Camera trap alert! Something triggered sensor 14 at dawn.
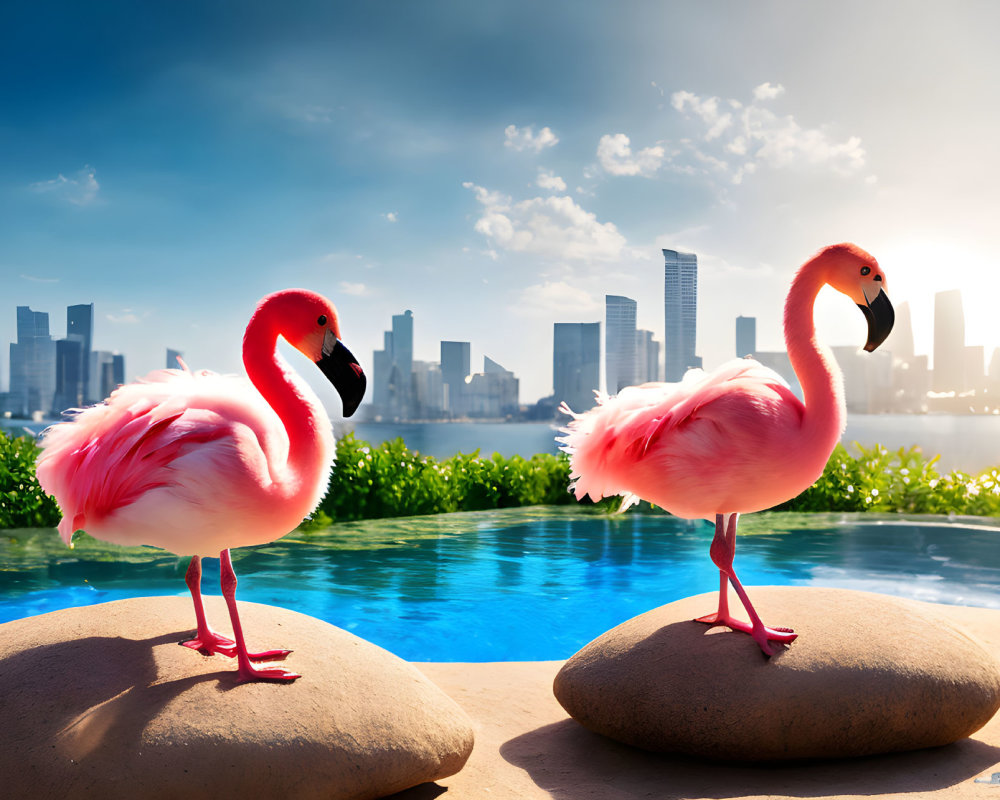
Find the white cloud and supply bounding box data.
[671,91,733,140]
[20,273,59,283]
[30,165,100,206]
[744,105,865,173]
[691,150,729,173]
[670,86,867,180]
[731,162,758,185]
[596,133,665,177]
[514,280,602,319]
[536,169,567,192]
[504,124,559,153]
[382,211,398,222]
[753,82,786,101]
[339,281,369,296]
[463,181,627,263]
[725,137,748,156]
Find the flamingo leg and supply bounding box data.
[180,555,238,657]
[219,549,300,682]
[694,514,734,624]
[694,513,797,657]
[180,554,294,664]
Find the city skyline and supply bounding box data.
[2,3,1000,405]
[7,301,125,418]
[6,282,999,421]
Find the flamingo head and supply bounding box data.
[821,243,895,352]
[259,289,367,417]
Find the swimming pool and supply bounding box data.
[2,508,999,661]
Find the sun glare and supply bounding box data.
[879,240,999,364]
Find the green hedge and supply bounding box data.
[0,431,61,528]
[311,433,578,526]
[777,442,1000,516]
[1,430,997,530]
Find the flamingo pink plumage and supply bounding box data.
[559,244,895,656]
[35,289,366,681]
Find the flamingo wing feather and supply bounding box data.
[36,367,284,550]
[560,358,805,516]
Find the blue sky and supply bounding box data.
[3,0,999,407]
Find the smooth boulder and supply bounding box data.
[554,587,1000,760]
[0,596,474,799]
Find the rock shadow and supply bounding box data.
[0,630,241,777]
[382,782,448,799]
[499,719,1000,800]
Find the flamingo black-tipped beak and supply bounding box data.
[317,330,366,417]
[858,288,895,352]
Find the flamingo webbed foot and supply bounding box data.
[694,612,798,657]
[245,647,293,662]
[234,661,302,683]
[181,632,292,662]
[181,630,239,657]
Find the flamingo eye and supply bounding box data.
[860,266,871,276]
[317,314,328,326]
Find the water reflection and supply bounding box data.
[1,510,998,661]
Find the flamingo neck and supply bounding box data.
[783,259,846,446]
[242,319,327,496]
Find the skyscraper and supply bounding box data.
[440,340,471,416]
[110,353,125,395]
[372,311,416,420]
[636,329,660,383]
[933,289,965,392]
[736,315,756,358]
[988,348,1000,398]
[965,345,985,395]
[885,301,915,364]
[66,303,94,403]
[553,322,600,412]
[465,356,519,417]
[391,311,414,380]
[53,338,84,413]
[90,350,114,400]
[663,248,699,381]
[16,306,49,341]
[605,295,637,394]
[372,330,395,412]
[8,306,56,417]
[411,360,444,418]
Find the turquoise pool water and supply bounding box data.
[2,509,999,661]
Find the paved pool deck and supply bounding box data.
[401,603,1000,800]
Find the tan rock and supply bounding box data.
[553,587,1000,761]
[0,597,474,799]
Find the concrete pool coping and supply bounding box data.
[400,602,1000,800]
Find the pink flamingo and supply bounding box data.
[36,289,366,681]
[559,244,894,656]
